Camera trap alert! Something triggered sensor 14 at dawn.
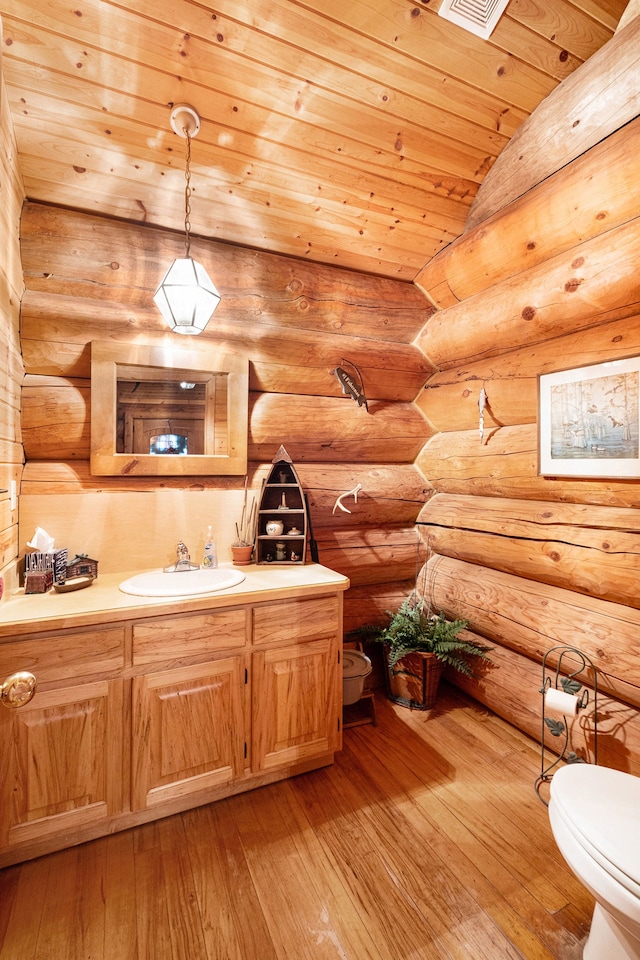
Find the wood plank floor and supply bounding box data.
[0,686,593,960]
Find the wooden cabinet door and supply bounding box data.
[252,637,340,773]
[0,679,125,851]
[132,655,246,811]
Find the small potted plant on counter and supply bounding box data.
[230,479,257,565]
[364,595,492,710]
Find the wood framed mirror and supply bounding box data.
[90,340,248,476]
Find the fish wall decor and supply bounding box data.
[333,359,369,412]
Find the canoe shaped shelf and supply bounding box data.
[256,454,308,565]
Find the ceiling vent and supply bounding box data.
[438,0,511,40]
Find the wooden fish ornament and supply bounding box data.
[333,360,369,412]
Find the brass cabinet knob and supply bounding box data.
[1,671,37,708]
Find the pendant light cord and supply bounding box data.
[183,128,192,258]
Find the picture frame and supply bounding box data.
[538,357,640,478]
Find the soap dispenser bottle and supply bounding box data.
[202,526,218,568]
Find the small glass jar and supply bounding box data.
[275,542,286,561]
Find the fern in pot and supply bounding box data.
[364,596,492,710]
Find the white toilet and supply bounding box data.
[549,763,640,959]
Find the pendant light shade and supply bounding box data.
[153,256,221,335]
[154,104,220,335]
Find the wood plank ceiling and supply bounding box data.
[0,0,627,281]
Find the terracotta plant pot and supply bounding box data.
[231,544,253,565]
[384,648,444,710]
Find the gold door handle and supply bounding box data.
[1,671,37,708]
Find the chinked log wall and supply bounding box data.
[413,112,640,777]
[18,202,434,631]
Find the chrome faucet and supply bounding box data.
[176,540,190,567]
[164,541,200,573]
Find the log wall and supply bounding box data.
[0,33,25,593]
[460,15,640,231]
[17,202,434,628]
[414,113,640,776]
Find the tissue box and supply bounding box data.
[24,549,68,585]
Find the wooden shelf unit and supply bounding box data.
[256,457,308,565]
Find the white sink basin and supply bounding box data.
[119,567,246,597]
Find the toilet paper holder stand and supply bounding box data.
[534,644,598,805]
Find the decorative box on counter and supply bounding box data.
[66,555,99,579]
[24,548,68,592]
[24,570,54,594]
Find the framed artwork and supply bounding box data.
[538,357,640,477]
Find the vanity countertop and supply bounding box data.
[0,563,350,639]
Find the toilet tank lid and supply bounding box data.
[343,650,372,679]
[551,764,640,889]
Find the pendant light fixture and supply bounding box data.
[153,104,221,335]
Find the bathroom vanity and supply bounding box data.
[0,564,348,866]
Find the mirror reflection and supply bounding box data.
[149,434,189,456]
[116,377,221,456]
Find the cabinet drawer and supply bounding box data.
[253,596,340,645]
[133,608,248,665]
[0,626,126,685]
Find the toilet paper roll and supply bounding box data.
[545,686,579,717]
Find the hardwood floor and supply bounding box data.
[0,686,593,959]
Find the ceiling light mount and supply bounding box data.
[169,103,202,139]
